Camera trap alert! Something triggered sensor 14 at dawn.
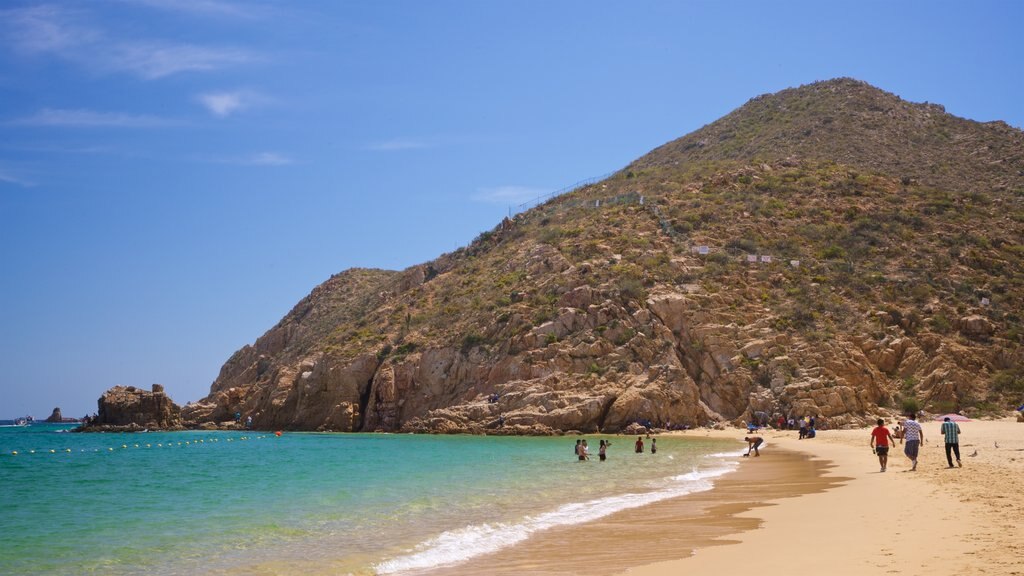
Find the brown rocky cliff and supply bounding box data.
[184,79,1024,433]
[83,384,183,430]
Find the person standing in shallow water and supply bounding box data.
[902,413,924,471]
[870,418,896,472]
[598,439,609,461]
[650,438,657,454]
[635,436,644,453]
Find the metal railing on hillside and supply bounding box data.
[510,171,621,216]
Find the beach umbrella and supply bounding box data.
[934,413,970,422]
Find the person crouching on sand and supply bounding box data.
[870,418,896,472]
[743,436,763,457]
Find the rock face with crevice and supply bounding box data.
[183,79,1023,433]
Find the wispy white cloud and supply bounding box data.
[1,5,97,53]
[107,42,256,79]
[196,89,269,117]
[0,168,34,187]
[119,0,263,19]
[203,152,293,166]
[11,108,175,128]
[473,185,549,204]
[365,138,433,152]
[0,5,259,79]
[0,143,114,155]
[246,152,292,166]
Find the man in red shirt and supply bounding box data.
[870,418,896,472]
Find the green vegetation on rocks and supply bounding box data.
[183,79,1024,433]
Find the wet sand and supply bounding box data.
[429,446,843,576]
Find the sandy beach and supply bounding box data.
[434,415,1023,576]
[621,416,1024,576]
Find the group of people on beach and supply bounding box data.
[869,413,962,472]
[751,415,819,439]
[575,436,659,461]
[575,439,610,461]
[635,436,656,453]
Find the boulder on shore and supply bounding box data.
[80,384,183,431]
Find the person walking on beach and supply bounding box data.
[635,436,644,453]
[743,436,763,457]
[870,418,896,472]
[902,413,924,471]
[598,439,609,461]
[940,416,962,468]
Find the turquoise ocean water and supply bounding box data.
[0,423,742,575]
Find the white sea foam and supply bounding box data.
[706,450,745,458]
[373,460,739,574]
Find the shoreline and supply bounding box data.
[425,417,1023,576]
[426,438,841,576]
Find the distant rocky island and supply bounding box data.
[85,79,1024,434]
[44,407,81,423]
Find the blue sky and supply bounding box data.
[1,1,1022,419]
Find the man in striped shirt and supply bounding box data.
[940,416,962,468]
[902,413,924,471]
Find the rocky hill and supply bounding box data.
[183,79,1024,433]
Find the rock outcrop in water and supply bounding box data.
[182,79,1024,433]
[46,407,63,422]
[81,384,184,431]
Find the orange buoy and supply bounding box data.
[274,431,282,437]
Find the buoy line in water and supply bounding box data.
[4,435,277,456]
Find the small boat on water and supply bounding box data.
[11,416,31,426]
